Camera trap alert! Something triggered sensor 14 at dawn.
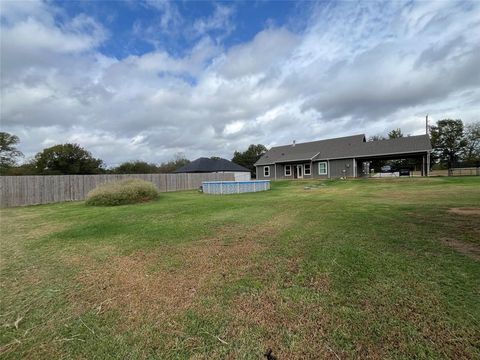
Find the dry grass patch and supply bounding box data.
[68,215,294,326]
[361,283,478,359]
[227,288,340,359]
[448,207,480,216]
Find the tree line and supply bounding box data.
[0,139,191,176]
[1,118,478,176]
[0,136,265,176]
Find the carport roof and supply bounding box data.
[255,134,431,165]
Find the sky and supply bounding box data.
[1,0,479,167]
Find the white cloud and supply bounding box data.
[143,0,182,32]
[193,4,235,37]
[1,0,479,166]
[223,120,245,135]
[1,1,106,54]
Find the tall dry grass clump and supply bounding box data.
[85,179,159,206]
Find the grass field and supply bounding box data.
[1,177,479,359]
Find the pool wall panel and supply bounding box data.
[202,180,270,195]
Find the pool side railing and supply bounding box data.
[202,180,270,195]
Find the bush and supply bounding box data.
[85,179,159,206]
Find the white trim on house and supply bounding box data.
[318,161,328,175]
[263,166,270,177]
[285,164,292,176]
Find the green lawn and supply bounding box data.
[1,177,479,359]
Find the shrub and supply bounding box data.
[85,179,159,206]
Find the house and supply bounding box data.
[175,157,251,181]
[255,134,432,180]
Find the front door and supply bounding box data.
[296,164,303,179]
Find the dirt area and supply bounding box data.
[448,208,480,216]
[441,238,480,261]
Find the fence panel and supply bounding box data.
[0,172,234,208]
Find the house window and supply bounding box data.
[318,162,327,175]
[304,164,311,175]
[285,165,291,176]
[264,166,270,177]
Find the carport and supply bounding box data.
[354,151,431,177]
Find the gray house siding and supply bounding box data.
[310,159,354,179]
[257,165,273,180]
[325,159,355,178]
[274,163,314,180]
[257,159,357,180]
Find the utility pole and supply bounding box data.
[425,114,430,176]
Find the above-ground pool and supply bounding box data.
[202,180,270,195]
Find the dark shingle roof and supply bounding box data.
[336,135,432,159]
[255,134,431,165]
[175,157,250,173]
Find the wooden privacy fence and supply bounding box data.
[448,167,480,176]
[0,173,234,208]
[412,167,480,177]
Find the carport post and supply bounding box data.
[426,152,430,176]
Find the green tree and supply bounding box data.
[462,121,480,163]
[388,128,404,139]
[368,134,386,142]
[34,143,104,175]
[157,153,190,173]
[113,161,159,174]
[5,161,38,176]
[430,119,467,168]
[231,144,267,177]
[0,132,24,174]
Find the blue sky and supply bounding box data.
[56,1,304,59]
[50,0,309,64]
[1,0,479,165]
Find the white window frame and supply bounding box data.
[263,166,270,177]
[318,161,328,175]
[304,163,311,175]
[284,164,292,176]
